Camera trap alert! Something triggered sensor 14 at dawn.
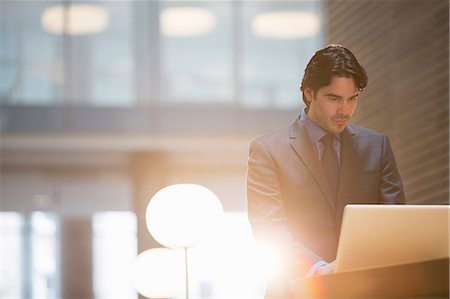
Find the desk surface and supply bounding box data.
[290,258,449,299]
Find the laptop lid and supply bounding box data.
[335,204,449,272]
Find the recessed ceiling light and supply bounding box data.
[252,11,321,39]
[160,7,216,38]
[41,4,109,35]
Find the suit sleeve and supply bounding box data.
[246,139,323,276]
[379,135,405,204]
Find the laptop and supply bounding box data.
[335,204,450,272]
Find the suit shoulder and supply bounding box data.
[250,125,291,148]
[348,123,386,138]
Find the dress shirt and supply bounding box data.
[299,108,341,275]
[299,108,341,164]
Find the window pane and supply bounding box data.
[0,212,59,299]
[0,1,134,107]
[91,2,134,106]
[241,1,324,109]
[0,213,24,298]
[0,2,62,105]
[93,212,137,299]
[160,2,234,104]
[31,212,59,299]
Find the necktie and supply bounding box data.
[321,134,339,198]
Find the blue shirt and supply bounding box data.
[299,108,341,164]
[299,108,341,275]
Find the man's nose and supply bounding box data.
[337,100,350,114]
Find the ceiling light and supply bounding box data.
[252,11,320,39]
[160,7,216,38]
[41,4,109,35]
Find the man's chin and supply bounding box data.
[329,124,347,133]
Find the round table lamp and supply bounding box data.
[145,183,224,248]
[145,183,224,298]
[130,248,185,298]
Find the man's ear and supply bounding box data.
[304,88,314,104]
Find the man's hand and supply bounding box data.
[316,260,336,275]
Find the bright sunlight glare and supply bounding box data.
[185,212,284,297]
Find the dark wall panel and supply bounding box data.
[325,0,449,204]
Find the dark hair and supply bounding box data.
[300,44,368,107]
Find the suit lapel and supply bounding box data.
[288,120,336,211]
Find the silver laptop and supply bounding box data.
[335,204,450,272]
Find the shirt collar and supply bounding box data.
[299,108,340,145]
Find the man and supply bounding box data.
[247,44,405,298]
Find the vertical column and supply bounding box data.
[21,213,32,299]
[60,216,94,299]
[131,152,168,299]
[134,1,161,106]
[131,152,167,253]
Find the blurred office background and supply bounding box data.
[0,0,448,298]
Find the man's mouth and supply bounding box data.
[334,120,347,126]
[332,116,350,126]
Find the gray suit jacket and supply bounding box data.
[247,119,405,297]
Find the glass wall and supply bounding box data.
[160,1,235,105]
[93,212,138,299]
[0,211,138,299]
[31,212,60,299]
[0,1,134,106]
[0,2,63,104]
[0,212,59,299]
[0,1,323,116]
[0,213,24,298]
[240,1,323,109]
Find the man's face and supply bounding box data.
[305,76,359,133]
